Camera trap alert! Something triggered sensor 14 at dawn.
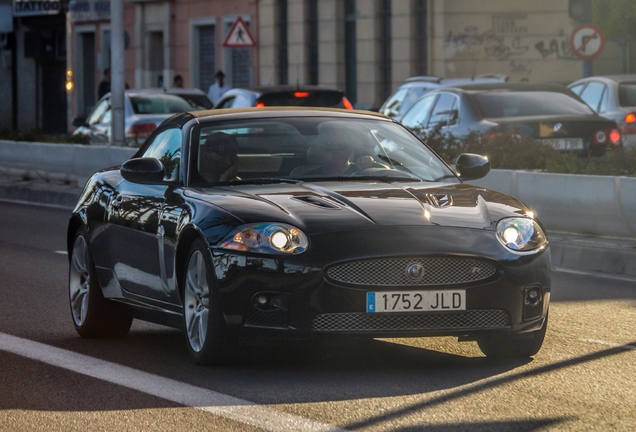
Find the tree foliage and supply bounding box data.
[591,0,636,40]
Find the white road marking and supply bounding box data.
[54,250,68,255]
[579,338,636,351]
[0,332,345,432]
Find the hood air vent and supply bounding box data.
[292,195,342,209]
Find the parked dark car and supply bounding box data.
[68,107,551,365]
[568,74,636,150]
[72,88,213,146]
[379,74,509,121]
[400,83,622,157]
[214,85,354,110]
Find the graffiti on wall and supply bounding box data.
[535,38,574,59]
[444,12,576,80]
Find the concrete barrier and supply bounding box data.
[471,170,636,239]
[1,140,635,239]
[0,140,136,187]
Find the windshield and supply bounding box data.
[190,117,458,187]
[130,93,212,114]
[474,91,594,118]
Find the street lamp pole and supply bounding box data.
[110,0,125,147]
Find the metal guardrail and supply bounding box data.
[1,140,635,239]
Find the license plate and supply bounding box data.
[537,138,584,150]
[366,290,466,313]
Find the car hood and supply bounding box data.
[186,181,531,234]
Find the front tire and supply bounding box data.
[182,239,230,365]
[477,314,548,359]
[69,229,132,338]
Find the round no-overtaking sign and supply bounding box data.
[569,24,605,60]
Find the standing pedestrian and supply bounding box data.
[97,68,111,99]
[207,70,230,105]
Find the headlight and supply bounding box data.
[496,217,547,252]
[219,223,309,254]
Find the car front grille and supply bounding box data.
[245,307,289,329]
[311,310,510,332]
[326,257,497,286]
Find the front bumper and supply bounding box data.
[211,226,551,339]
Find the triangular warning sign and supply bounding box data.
[223,17,256,48]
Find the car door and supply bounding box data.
[106,127,183,304]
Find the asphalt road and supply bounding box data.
[0,201,635,431]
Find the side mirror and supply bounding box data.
[121,157,165,184]
[455,153,490,181]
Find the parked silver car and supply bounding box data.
[568,75,636,149]
[379,74,508,122]
[72,88,213,146]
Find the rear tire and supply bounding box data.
[182,239,230,365]
[69,229,132,338]
[477,314,548,359]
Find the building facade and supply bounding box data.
[1,0,635,134]
[66,0,258,124]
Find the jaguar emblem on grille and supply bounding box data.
[406,262,425,281]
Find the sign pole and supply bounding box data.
[110,0,125,147]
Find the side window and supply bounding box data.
[142,128,182,182]
[216,97,235,109]
[427,94,458,128]
[400,94,437,131]
[569,83,585,96]
[381,88,407,118]
[579,81,606,112]
[400,87,430,118]
[87,98,110,125]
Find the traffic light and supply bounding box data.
[569,0,590,23]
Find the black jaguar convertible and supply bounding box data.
[67,107,551,365]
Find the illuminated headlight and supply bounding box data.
[219,223,309,254]
[496,217,547,252]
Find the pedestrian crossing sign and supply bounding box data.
[223,17,256,48]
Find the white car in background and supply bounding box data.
[72,88,213,146]
[568,74,636,149]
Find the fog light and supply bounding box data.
[525,287,541,305]
[257,295,268,305]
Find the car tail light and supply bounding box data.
[592,128,621,146]
[128,122,157,139]
[256,102,265,108]
[622,112,636,134]
[294,91,310,98]
[342,97,354,110]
